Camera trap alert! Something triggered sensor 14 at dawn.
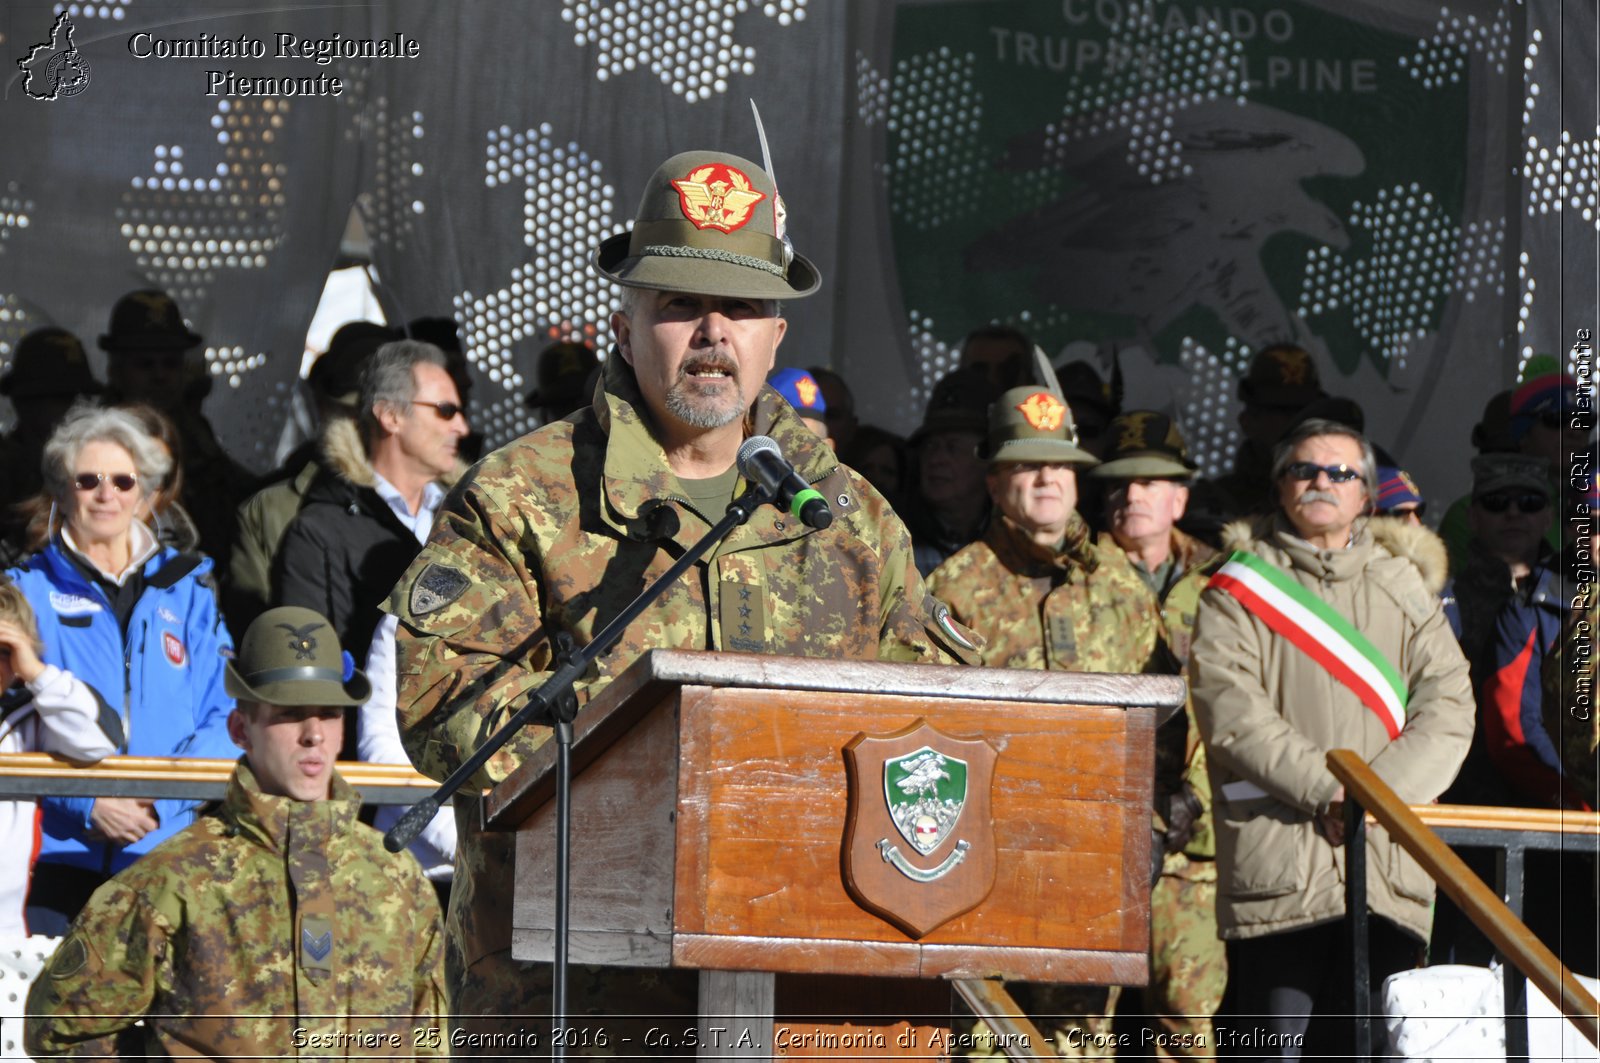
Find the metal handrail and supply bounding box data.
[1327,748,1600,1053]
[0,752,443,805]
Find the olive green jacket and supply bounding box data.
[26,761,448,1059]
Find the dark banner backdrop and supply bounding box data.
[836,0,1594,502]
[0,0,846,465]
[0,0,1592,505]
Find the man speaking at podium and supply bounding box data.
[384,149,979,1032]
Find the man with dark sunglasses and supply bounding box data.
[1448,454,1556,681]
[1374,465,1427,526]
[275,340,467,771]
[1472,452,1587,809]
[1189,417,1472,1059]
[226,320,403,635]
[1510,366,1593,483]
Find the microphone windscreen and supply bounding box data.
[736,434,782,477]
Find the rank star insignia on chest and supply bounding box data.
[719,580,766,653]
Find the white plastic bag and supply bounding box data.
[1383,963,1600,1062]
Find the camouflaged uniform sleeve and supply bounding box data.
[863,489,982,666]
[25,881,169,1058]
[387,480,559,789]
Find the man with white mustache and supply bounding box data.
[1189,418,1473,1059]
[1088,411,1224,1060]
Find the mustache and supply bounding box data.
[1296,489,1341,506]
[678,353,738,378]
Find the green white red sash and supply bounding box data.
[1207,550,1408,740]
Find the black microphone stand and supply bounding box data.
[384,482,776,1057]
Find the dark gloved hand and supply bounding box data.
[1162,784,1203,854]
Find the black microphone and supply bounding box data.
[736,436,833,529]
[384,794,440,852]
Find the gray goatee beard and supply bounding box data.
[665,357,744,429]
[665,388,744,429]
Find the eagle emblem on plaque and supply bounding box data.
[842,720,997,938]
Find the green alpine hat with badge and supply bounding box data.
[593,150,820,300]
[225,606,370,707]
[1089,410,1199,480]
[981,385,1099,466]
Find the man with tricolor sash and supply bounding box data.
[1189,417,1473,1059]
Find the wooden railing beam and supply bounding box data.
[1327,748,1599,1047]
[951,979,1054,1060]
[0,752,446,805]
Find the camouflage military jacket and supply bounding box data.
[26,761,448,1059]
[927,511,1162,674]
[1097,529,1221,859]
[387,355,968,982]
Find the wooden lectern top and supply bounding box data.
[487,650,1184,984]
[486,651,1184,827]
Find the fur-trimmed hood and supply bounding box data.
[1220,513,1450,594]
[318,415,465,491]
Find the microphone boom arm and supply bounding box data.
[383,478,779,854]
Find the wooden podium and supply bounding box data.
[485,650,1184,1057]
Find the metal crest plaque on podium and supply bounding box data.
[843,719,998,938]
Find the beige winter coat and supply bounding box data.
[1190,514,1473,942]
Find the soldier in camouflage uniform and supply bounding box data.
[928,388,1162,1058]
[1204,345,1326,522]
[926,389,1162,675]
[1088,412,1225,1059]
[385,150,977,1041]
[26,606,447,1059]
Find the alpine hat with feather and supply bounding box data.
[593,150,820,300]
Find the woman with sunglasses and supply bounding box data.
[5,405,236,935]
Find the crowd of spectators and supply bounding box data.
[0,283,1594,1058]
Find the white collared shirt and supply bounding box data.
[361,472,454,878]
[369,472,445,545]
